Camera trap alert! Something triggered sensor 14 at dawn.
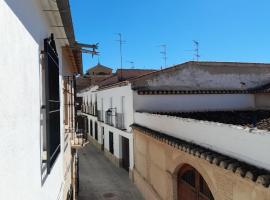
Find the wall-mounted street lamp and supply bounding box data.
[106,108,117,116]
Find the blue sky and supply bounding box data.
[70,0,270,72]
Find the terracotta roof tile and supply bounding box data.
[97,69,157,89]
[131,124,270,188]
[149,110,270,131]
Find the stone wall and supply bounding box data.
[133,128,270,200]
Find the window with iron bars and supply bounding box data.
[44,34,60,174]
[105,111,113,126]
[115,113,125,130]
[97,110,104,122]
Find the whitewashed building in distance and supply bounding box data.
[78,68,156,175]
[0,0,88,199]
[80,61,270,200]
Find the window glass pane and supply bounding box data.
[200,175,214,200]
[181,170,195,187]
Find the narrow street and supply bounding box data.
[78,144,143,200]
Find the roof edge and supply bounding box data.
[131,123,270,188]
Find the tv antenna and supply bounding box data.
[193,40,200,61]
[159,44,167,69]
[116,33,126,80]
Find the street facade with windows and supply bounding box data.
[0,0,86,199]
[80,61,270,200]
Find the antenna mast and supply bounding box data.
[116,33,126,80]
[193,40,200,61]
[160,44,167,69]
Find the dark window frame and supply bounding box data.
[178,165,214,200]
[109,131,114,154]
[44,34,61,174]
[95,122,98,140]
[90,120,93,136]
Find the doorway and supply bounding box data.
[121,137,130,172]
[109,131,114,154]
[178,165,214,200]
[101,126,104,151]
[90,120,93,136]
[95,122,98,141]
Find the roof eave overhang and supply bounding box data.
[56,0,83,74]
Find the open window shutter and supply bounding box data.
[44,34,61,174]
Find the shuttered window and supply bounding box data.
[44,34,61,174]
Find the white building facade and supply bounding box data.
[79,82,135,175]
[0,0,83,199]
[79,62,270,200]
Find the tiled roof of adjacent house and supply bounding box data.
[148,110,270,131]
[97,69,157,89]
[86,63,112,73]
[137,89,270,95]
[131,124,270,188]
[131,61,270,92]
[76,77,92,91]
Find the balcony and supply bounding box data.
[80,104,96,116]
[81,104,86,114]
[116,113,126,130]
[97,110,104,122]
[94,102,98,117]
[70,115,89,148]
[66,128,88,148]
[105,112,114,126]
[81,103,98,117]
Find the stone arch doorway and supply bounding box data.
[178,164,214,200]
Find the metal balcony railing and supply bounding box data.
[86,105,89,114]
[94,102,98,116]
[81,104,86,114]
[105,112,114,126]
[116,113,125,130]
[66,128,88,148]
[70,115,89,147]
[81,104,97,116]
[97,110,104,122]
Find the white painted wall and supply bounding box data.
[134,93,255,112]
[0,1,70,199]
[97,85,134,132]
[134,112,270,171]
[134,63,270,90]
[97,85,134,169]
[80,84,135,170]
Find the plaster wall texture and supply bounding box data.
[0,1,70,199]
[133,129,270,200]
[133,63,270,90]
[254,94,270,109]
[97,84,134,132]
[134,93,255,112]
[134,112,270,171]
